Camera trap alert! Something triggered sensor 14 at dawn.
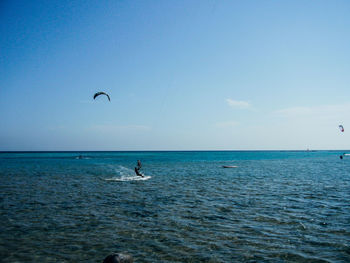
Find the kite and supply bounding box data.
[93,92,110,101]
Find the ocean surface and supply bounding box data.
[0,151,349,262]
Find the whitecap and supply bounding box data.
[105,175,151,182]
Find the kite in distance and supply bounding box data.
[339,125,344,132]
[93,92,110,101]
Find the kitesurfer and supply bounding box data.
[134,160,143,177]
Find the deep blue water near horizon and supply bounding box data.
[0,151,349,262]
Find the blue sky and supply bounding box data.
[1,0,349,150]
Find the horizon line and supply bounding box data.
[0,149,349,153]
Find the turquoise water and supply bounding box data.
[0,151,349,262]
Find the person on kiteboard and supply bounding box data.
[135,160,143,177]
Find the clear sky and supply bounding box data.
[1,0,349,151]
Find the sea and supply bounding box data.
[0,151,349,262]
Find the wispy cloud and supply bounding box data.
[46,125,69,131]
[215,121,240,128]
[90,124,152,133]
[79,100,95,104]
[274,103,350,127]
[226,99,251,109]
[276,104,350,118]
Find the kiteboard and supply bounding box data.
[222,165,238,168]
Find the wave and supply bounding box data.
[105,175,151,182]
[104,165,151,181]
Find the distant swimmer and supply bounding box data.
[134,160,143,177]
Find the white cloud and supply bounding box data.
[226,99,251,109]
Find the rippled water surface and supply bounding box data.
[1,151,350,262]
